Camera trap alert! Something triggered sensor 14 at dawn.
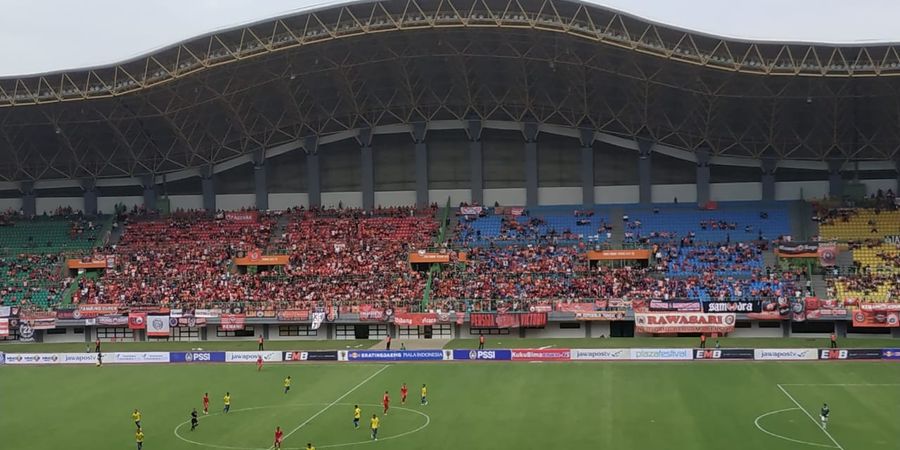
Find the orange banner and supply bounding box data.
[409,252,451,264]
[67,257,113,269]
[586,249,651,260]
[234,250,289,266]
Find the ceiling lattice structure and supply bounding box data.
[1,0,900,182]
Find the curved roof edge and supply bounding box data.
[2,0,899,79]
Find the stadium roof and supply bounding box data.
[1,0,899,186]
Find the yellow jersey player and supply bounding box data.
[283,376,292,394]
[421,384,428,405]
[306,443,316,450]
[223,392,231,413]
[370,414,380,440]
[132,409,142,429]
[353,405,361,428]
[135,428,144,450]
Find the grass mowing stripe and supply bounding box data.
[776,384,846,450]
[276,365,389,448]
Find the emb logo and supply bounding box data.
[820,349,848,360]
[695,350,721,360]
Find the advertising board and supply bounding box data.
[569,349,629,361]
[111,352,170,364]
[693,349,755,360]
[343,350,447,361]
[283,351,339,361]
[451,349,512,361]
[753,349,818,360]
[510,349,571,361]
[225,351,282,362]
[169,352,227,363]
[630,349,693,360]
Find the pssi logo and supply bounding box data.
[185,352,211,362]
[469,350,496,360]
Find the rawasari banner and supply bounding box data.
[634,313,736,334]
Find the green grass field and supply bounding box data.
[2,350,899,449]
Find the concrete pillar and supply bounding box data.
[253,150,268,211]
[467,119,483,205]
[21,181,36,217]
[201,166,216,213]
[894,159,900,194]
[82,179,98,216]
[359,128,374,211]
[579,128,595,207]
[696,148,711,205]
[304,136,321,208]
[762,157,777,201]
[638,140,653,204]
[141,175,157,211]
[523,122,539,207]
[412,122,428,208]
[828,160,843,199]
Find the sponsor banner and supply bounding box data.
[693,349,755,360]
[0,352,4,364]
[76,304,119,318]
[234,252,289,266]
[459,206,483,215]
[554,302,604,313]
[585,249,651,260]
[0,318,8,337]
[20,310,56,320]
[510,349,571,361]
[128,313,147,330]
[470,312,548,329]
[630,349,693,360]
[345,350,447,361]
[225,351,282,363]
[881,349,900,360]
[529,304,553,313]
[818,349,883,360]
[283,351,340,362]
[703,301,761,313]
[66,258,109,269]
[358,305,386,321]
[452,349,512,361]
[247,309,276,319]
[220,314,246,331]
[225,211,258,223]
[859,303,900,312]
[275,309,309,322]
[408,251,451,264]
[55,308,78,320]
[775,243,819,258]
[635,313,736,334]
[5,353,61,364]
[574,311,627,321]
[194,309,222,318]
[110,352,170,364]
[569,349,629,361]
[60,353,99,364]
[169,352,227,363]
[852,310,900,328]
[97,315,128,326]
[650,300,702,312]
[24,318,57,330]
[146,315,171,336]
[754,349,818,361]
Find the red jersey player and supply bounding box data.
[382,391,390,415]
[202,393,210,415]
[257,355,263,372]
[273,426,284,449]
[400,383,408,405]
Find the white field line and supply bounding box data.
[780,384,900,387]
[776,384,846,450]
[537,345,554,349]
[753,408,837,449]
[276,365,389,448]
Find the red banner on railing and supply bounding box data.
[469,312,547,329]
[277,310,310,321]
[128,313,146,329]
[358,305,385,321]
[635,313,736,334]
[225,211,258,223]
[852,310,900,328]
[220,314,246,331]
[76,304,119,318]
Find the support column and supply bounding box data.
[523,122,539,207]
[304,136,321,208]
[828,160,843,199]
[894,159,900,194]
[696,148,711,205]
[21,181,36,217]
[141,175,157,211]
[359,128,374,211]
[253,149,268,211]
[201,166,216,213]
[579,128,595,207]
[467,119,483,205]
[82,179,98,216]
[761,157,776,202]
[412,122,428,208]
[638,140,653,204]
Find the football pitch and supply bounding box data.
[2,358,899,450]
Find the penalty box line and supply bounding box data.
[776,384,846,450]
[275,365,390,448]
